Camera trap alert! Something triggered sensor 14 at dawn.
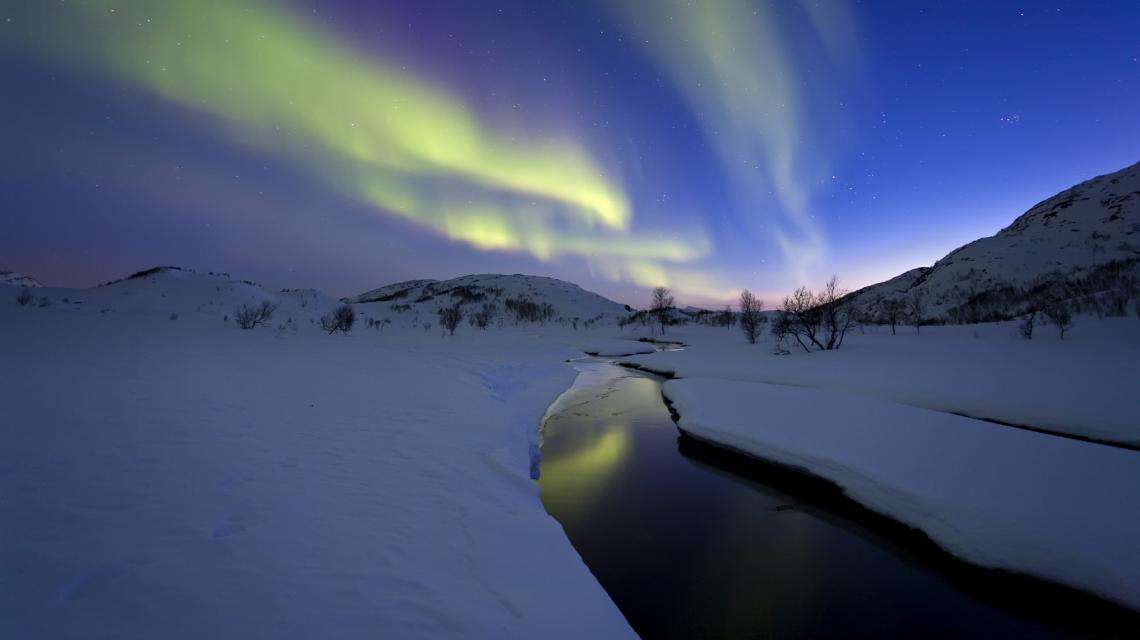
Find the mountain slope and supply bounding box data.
[2,265,346,331]
[849,161,1140,321]
[347,274,632,328]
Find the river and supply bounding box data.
[538,356,1132,639]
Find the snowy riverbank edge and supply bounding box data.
[617,318,1140,448]
[661,377,1140,612]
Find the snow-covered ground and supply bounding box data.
[0,270,639,638]
[620,319,1140,447]
[4,265,1139,635]
[664,378,1140,611]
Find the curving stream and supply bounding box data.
[538,356,1134,639]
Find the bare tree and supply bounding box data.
[1041,297,1073,339]
[906,291,926,335]
[235,300,277,330]
[770,311,792,354]
[651,286,674,334]
[469,303,496,329]
[366,317,392,332]
[438,305,462,336]
[781,286,822,352]
[819,276,857,349]
[1018,310,1037,339]
[780,276,856,351]
[880,298,904,335]
[320,304,355,334]
[16,287,32,306]
[738,289,765,344]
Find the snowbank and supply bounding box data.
[621,320,1140,447]
[663,377,1140,611]
[0,274,636,638]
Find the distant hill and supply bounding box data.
[1,270,43,288]
[347,274,633,328]
[848,161,1140,322]
[2,267,636,331]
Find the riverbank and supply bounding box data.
[662,376,1140,612]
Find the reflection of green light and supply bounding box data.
[540,425,631,523]
[541,428,629,486]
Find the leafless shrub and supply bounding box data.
[780,276,856,351]
[1018,311,1036,339]
[879,298,904,335]
[505,296,555,324]
[320,304,355,334]
[717,305,735,329]
[366,317,391,332]
[1041,296,1073,339]
[907,291,926,335]
[16,288,32,306]
[770,312,792,354]
[470,303,496,329]
[235,300,277,330]
[234,306,259,329]
[439,305,462,335]
[738,289,765,344]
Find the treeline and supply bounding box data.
[942,258,1139,324]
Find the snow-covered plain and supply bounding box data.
[0,270,639,639]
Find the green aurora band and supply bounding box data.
[21,0,717,292]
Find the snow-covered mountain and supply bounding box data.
[3,265,346,331]
[1,269,43,288]
[2,266,637,332]
[848,161,1140,321]
[346,273,633,327]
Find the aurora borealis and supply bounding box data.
[3,1,1138,304]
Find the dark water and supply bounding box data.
[538,359,1138,639]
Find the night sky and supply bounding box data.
[3,1,1137,306]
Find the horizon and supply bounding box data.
[3,1,1138,307]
